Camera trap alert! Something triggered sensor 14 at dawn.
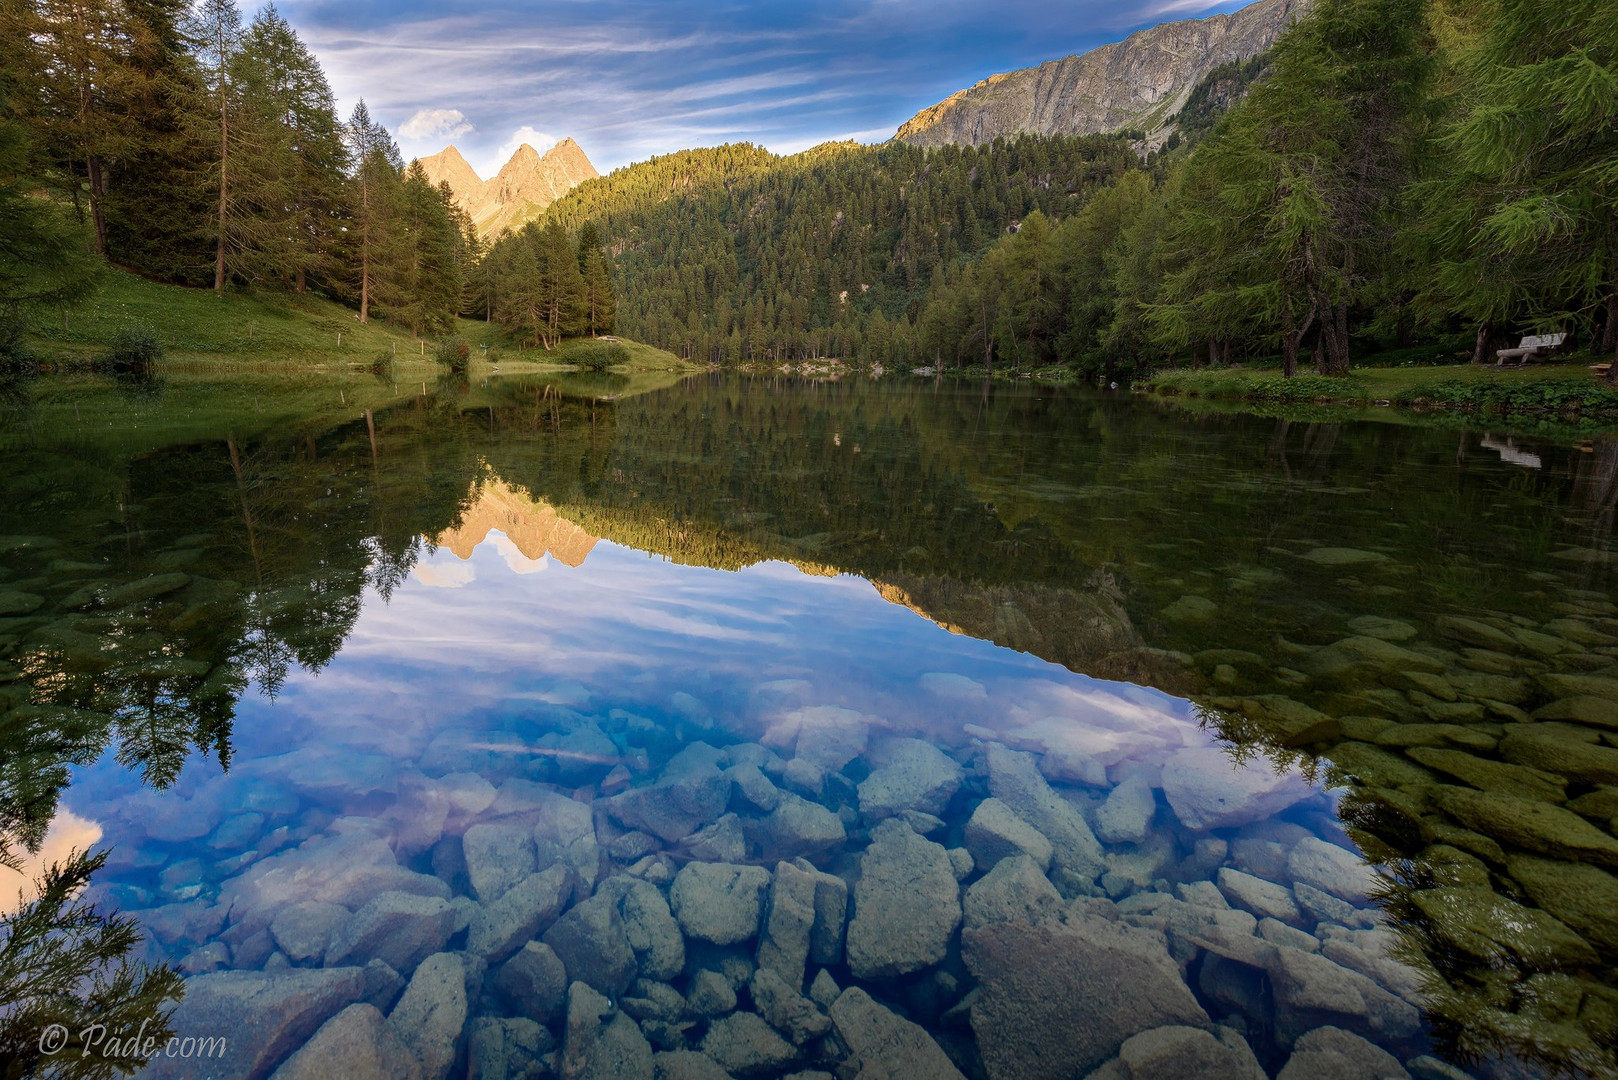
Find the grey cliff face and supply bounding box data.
[894,0,1311,147]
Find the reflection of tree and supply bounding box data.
[0,850,183,1080]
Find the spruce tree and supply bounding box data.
[576,221,615,336]
[229,6,348,291]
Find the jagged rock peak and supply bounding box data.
[893,0,1311,148]
[419,137,600,239]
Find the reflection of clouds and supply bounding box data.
[227,535,1246,793]
[412,553,476,588]
[489,531,548,575]
[0,810,103,915]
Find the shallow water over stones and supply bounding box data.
[2,375,1616,1079]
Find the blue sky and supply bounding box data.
[275,0,1254,177]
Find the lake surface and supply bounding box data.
[2,371,1615,1080]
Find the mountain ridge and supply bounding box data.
[419,137,600,238]
[893,0,1309,148]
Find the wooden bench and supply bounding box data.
[1494,332,1565,364]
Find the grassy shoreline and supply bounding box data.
[16,268,692,379]
[1133,363,1618,418]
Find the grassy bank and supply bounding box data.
[18,268,691,378]
[1135,362,1618,417]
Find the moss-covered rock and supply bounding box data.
[1532,696,1618,730]
[1307,636,1446,685]
[1507,856,1618,953]
[1374,723,1496,751]
[1433,786,1618,868]
[1499,726,1618,787]
[1327,741,1436,787]
[1405,747,1565,804]
[1407,886,1597,969]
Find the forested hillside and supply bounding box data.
[487,135,1143,365]
[481,0,1616,384]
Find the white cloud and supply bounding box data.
[399,107,474,141]
[476,126,558,177]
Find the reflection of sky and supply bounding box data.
[64,525,1277,857]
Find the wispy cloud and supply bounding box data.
[279,0,1254,171]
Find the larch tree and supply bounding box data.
[343,100,400,323]
[191,0,243,291]
[1427,0,1618,378]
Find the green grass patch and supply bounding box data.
[1138,363,1618,416]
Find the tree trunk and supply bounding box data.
[86,154,108,256]
[214,62,229,291]
[1280,297,1315,379]
[1471,321,1494,365]
[1208,337,1219,367]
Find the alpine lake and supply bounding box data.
[3,366,1617,1080]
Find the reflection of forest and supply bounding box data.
[3,375,1618,1076]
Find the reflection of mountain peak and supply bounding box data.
[435,478,599,568]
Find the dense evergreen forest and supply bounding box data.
[0,0,615,358]
[3,0,1613,382]
[478,0,1616,382]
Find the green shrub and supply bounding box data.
[570,340,630,372]
[432,336,471,374]
[103,324,164,371]
[0,317,37,373]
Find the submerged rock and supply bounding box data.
[964,911,1207,1080]
[268,1003,420,1080]
[543,892,638,996]
[963,854,1063,930]
[750,966,831,1044]
[756,793,846,861]
[1084,1025,1265,1080]
[493,941,569,1023]
[651,1050,733,1080]
[857,737,964,820]
[699,1011,798,1076]
[615,878,686,981]
[269,900,348,964]
[756,859,844,988]
[670,862,771,945]
[533,790,602,887]
[462,821,538,903]
[1433,786,1618,868]
[1216,868,1302,926]
[1264,945,1422,1048]
[145,967,364,1080]
[1161,746,1314,831]
[606,743,730,842]
[1406,886,1598,969]
[986,744,1104,881]
[325,891,454,973]
[466,864,576,962]
[466,1017,554,1080]
[964,797,1054,870]
[386,952,467,1080]
[1275,1025,1410,1080]
[829,986,965,1080]
[1094,775,1155,845]
[1508,856,1618,952]
[846,819,961,979]
[1288,837,1377,906]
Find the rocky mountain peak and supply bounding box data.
[894,0,1311,148]
[417,136,600,239]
